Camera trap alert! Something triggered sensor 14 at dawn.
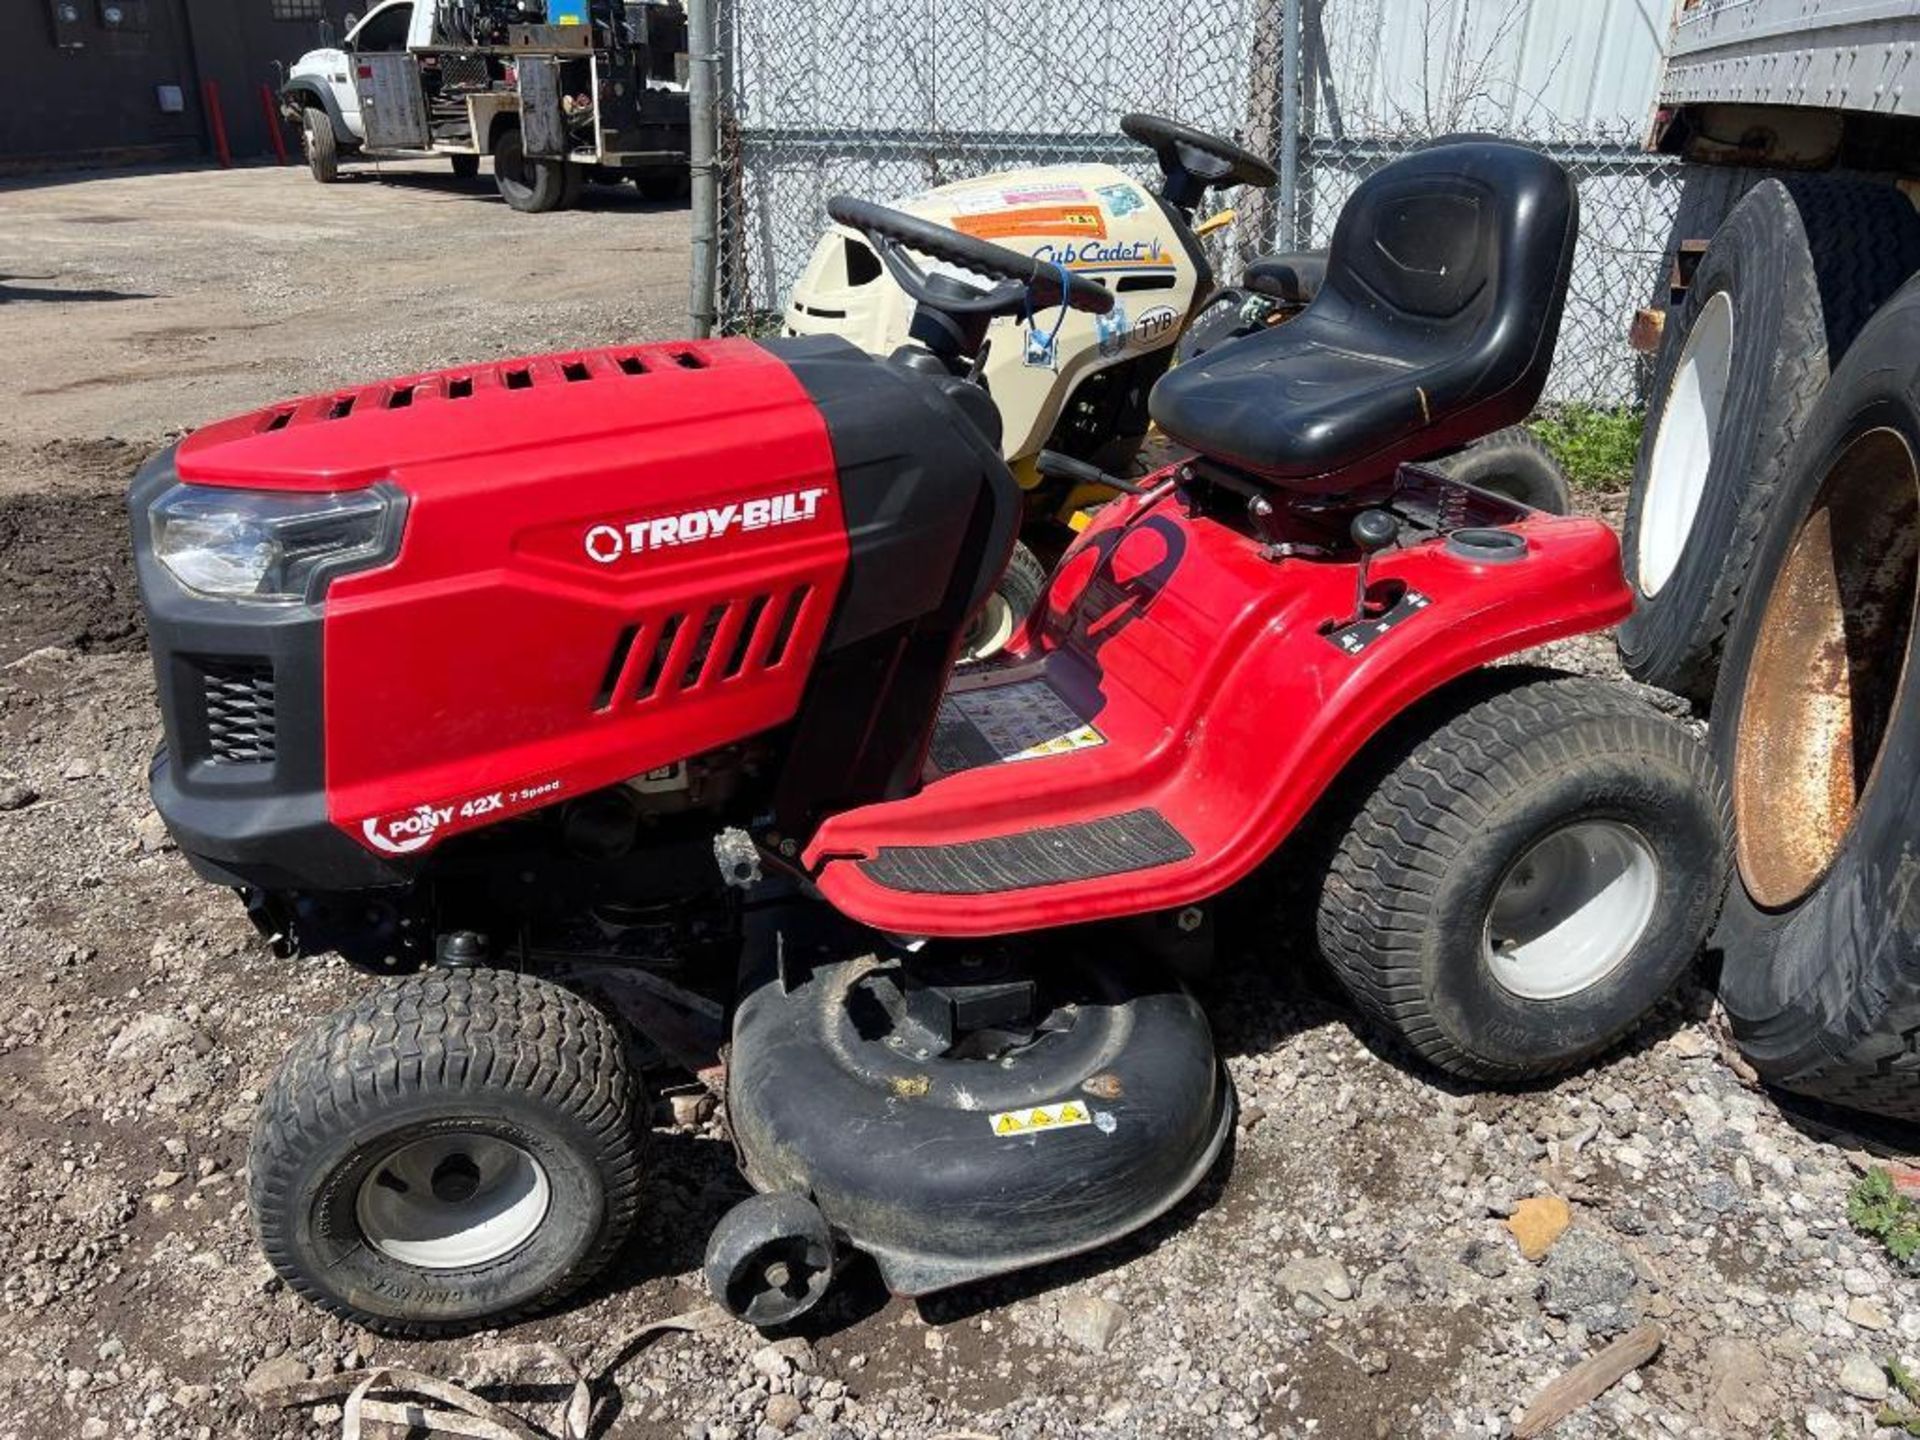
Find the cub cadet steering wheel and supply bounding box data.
[1121,113,1278,212]
[828,195,1114,319]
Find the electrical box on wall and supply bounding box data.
[47,0,86,47]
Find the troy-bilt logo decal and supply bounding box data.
[360,779,563,854]
[583,488,829,565]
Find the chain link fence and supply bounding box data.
[707,0,1688,407]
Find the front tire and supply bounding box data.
[960,539,1047,664]
[249,968,643,1335]
[302,108,339,184]
[1315,673,1729,1081]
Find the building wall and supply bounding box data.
[2,0,358,171]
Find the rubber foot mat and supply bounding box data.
[859,808,1193,895]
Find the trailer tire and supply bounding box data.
[493,128,567,214]
[249,967,643,1335]
[559,161,585,210]
[450,153,480,180]
[1315,673,1728,1081]
[302,107,339,184]
[1710,277,1920,1122]
[1433,425,1573,515]
[1620,177,1920,703]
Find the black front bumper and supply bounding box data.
[131,447,410,894]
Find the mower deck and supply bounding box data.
[808,471,1632,936]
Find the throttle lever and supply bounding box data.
[1344,509,1400,627]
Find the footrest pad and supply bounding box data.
[859,808,1193,895]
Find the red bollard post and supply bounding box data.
[258,82,290,165]
[202,78,232,168]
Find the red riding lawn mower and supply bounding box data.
[130,140,1726,1334]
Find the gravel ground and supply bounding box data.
[2,162,1918,1440]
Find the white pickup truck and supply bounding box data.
[280,0,688,211]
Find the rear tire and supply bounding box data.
[1315,673,1729,1081]
[1710,277,1920,1121]
[249,968,643,1336]
[302,108,339,184]
[449,152,480,180]
[493,128,567,214]
[1619,177,1920,702]
[1434,425,1573,515]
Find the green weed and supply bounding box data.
[1532,405,1644,492]
[1848,1167,1920,1264]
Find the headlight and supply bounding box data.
[148,484,393,602]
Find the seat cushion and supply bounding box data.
[1150,141,1578,492]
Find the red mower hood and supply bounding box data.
[174,339,784,492]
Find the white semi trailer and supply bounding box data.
[1625,0,1920,1119]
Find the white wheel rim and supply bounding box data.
[1482,820,1660,1001]
[962,593,1016,662]
[354,1133,551,1270]
[1638,290,1734,597]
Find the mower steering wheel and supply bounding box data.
[1121,113,1278,202]
[828,195,1114,319]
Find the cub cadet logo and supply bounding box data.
[1032,237,1175,272]
[583,488,829,565]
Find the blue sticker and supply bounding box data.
[1096,181,1146,218]
[1095,302,1131,358]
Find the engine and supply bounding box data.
[129,336,1016,967]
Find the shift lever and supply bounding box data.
[1346,509,1399,626]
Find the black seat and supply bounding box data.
[1150,141,1578,492]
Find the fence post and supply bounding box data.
[1277,0,1302,251]
[687,0,719,338]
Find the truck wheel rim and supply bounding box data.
[354,1133,551,1270]
[1733,426,1920,907]
[1639,290,1734,597]
[1482,820,1659,1001]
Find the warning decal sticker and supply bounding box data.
[990,1099,1095,1137]
[929,680,1105,773]
[952,206,1108,242]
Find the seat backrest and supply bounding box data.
[1147,140,1578,491]
[1323,138,1574,355]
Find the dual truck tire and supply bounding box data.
[1622,176,1920,1119]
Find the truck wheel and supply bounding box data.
[249,968,643,1335]
[1433,425,1572,515]
[559,161,585,211]
[960,539,1047,664]
[302,108,339,184]
[1711,276,1920,1121]
[1619,177,1920,703]
[493,129,566,214]
[449,153,480,180]
[1315,673,1728,1081]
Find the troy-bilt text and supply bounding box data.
[584,488,829,564]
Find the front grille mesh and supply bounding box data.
[203,661,277,764]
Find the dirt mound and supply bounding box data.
[0,485,146,664]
